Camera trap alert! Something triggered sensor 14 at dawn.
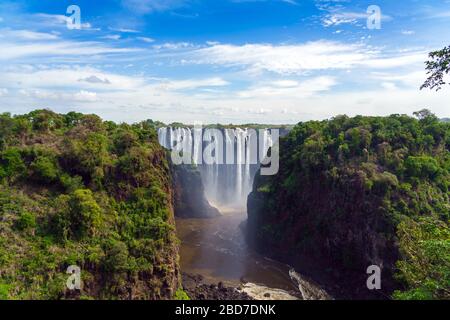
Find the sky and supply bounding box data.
[0,0,449,124]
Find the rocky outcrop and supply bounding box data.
[171,164,220,218]
[182,273,252,300]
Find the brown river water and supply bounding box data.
[176,206,330,300]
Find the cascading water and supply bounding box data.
[157,127,273,208]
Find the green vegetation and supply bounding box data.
[0,109,179,299]
[249,110,449,299]
[174,288,190,300]
[393,217,449,299]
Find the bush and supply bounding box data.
[405,156,441,180]
[393,217,450,300]
[30,156,60,183]
[59,173,84,192]
[174,288,190,300]
[0,148,25,180]
[68,189,103,239]
[54,190,103,240]
[15,211,37,231]
[0,283,10,300]
[103,239,129,273]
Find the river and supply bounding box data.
[176,205,330,300]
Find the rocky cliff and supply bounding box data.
[247,113,450,299]
[171,163,220,218]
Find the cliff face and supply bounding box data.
[171,164,220,218]
[247,114,450,299]
[0,110,180,300]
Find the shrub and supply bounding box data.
[102,239,129,273]
[0,148,25,180]
[0,283,10,300]
[393,218,450,300]
[15,211,37,231]
[174,288,190,300]
[405,156,441,180]
[30,156,60,183]
[68,189,103,239]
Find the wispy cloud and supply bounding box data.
[0,40,140,61]
[33,13,99,30]
[1,29,59,40]
[109,27,140,33]
[401,30,415,35]
[188,41,371,74]
[237,76,337,98]
[137,36,155,43]
[157,77,229,90]
[121,0,189,13]
[102,34,122,40]
[153,42,195,50]
[322,11,392,27]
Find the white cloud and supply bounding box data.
[109,27,140,33]
[137,36,155,43]
[0,40,140,60]
[1,29,59,40]
[102,34,121,40]
[32,13,98,31]
[34,13,68,25]
[363,52,427,69]
[157,77,229,90]
[401,30,415,35]
[321,11,392,27]
[122,0,188,13]
[237,76,337,98]
[153,42,195,50]
[190,41,372,75]
[0,88,8,96]
[73,90,98,102]
[0,66,145,90]
[18,89,98,102]
[370,71,427,88]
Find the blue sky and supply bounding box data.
[0,0,449,124]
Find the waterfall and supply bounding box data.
[158,127,274,208]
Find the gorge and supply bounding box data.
[158,126,329,300]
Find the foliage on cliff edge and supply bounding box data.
[249,110,449,299]
[0,109,179,300]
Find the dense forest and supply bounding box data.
[0,109,185,299]
[248,110,450,299]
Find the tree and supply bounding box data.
[413,109,437,122]
[394,218,450,300]
[421,46,450,91]
[30,155,60,183]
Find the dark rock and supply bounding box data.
[171,164,221,218]
[182,273,252,300]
